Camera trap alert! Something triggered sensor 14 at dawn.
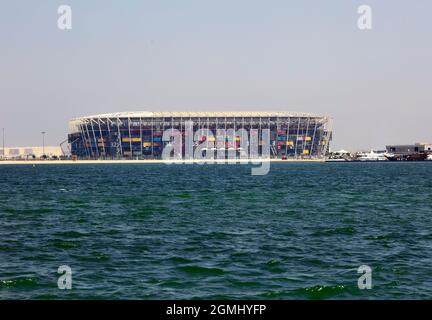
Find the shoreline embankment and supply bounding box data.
[0,159,325,165]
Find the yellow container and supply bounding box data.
[286,141,294,145]
[143,142,152,147]
[303,149,309,155]
[122,137,142,143]
[305,136,312,141]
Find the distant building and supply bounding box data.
[386,143,432,155]
[0,146,63,159]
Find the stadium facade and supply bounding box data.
[68,111,332,159]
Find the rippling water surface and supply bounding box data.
[1,163,432,299]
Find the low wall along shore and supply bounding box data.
[0,159,325,165]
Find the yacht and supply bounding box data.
[356,150,388,161]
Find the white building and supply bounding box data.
[0,146,63,159]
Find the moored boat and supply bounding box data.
[385,153,428,161]
[356,150,388,161]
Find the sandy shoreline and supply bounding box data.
[0,159,325,165]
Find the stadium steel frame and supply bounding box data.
[68,112,332,160]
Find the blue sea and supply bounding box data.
[1,162,432,299]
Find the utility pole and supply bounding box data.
[41,131,46,158]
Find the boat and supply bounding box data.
[406,153,428,161]
[326,158,348,162]
[385,153,428,161]
[356,150,388,161]
[384,153,399,161]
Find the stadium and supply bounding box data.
[68,111,332,159]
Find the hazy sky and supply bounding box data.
[1,0,431,150]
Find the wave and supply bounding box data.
[312,227,355,236]
[177,265,225,275]
[0,277,40,289]
[295,284,348,299]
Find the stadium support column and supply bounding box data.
[185,117,193,161]
[97,117,106,157]
[259,116,262,158]
[90,119,99,159]
[162,117,166,159]
[242,117,245,160]
[116,117,123,158]
[302,117,310,158]
[172,116,175,156]
[84,120,95,158]
[225,117,227,160]
[310,119,318,158]
[140,116,143,159]
[79,123,90,158]
[294,117,301,159]
[180,117,183,159]
[206,117,209,156]
[151,117,154,158]
[267,117,270,158]
[106,118,112,159]
[276,116,280,158]
[285,117,291,157]
[127,117,132,158]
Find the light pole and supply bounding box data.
[2,128,4,160]
[41,131,46,158]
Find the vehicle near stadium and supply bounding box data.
[68,111,332,159]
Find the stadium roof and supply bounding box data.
[71,111,327,121]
